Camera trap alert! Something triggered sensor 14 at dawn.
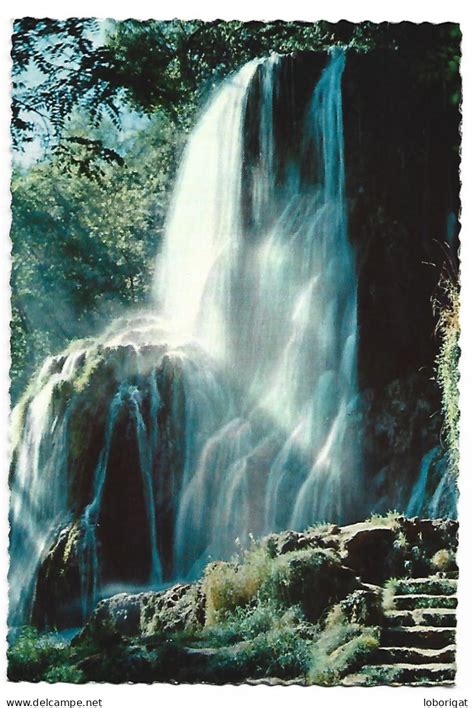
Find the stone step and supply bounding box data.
[342,663,455,686]
[392,578,457,596]
[376,644,456,665]
[383,626,456,649]
[385,608,457,627]
[392,594,457,610]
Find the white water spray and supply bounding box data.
[10,50,365,625]
[157,49,362,574]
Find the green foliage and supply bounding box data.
[7,627,73,682]
[263,548,355,622]
[107,20,461,127]
[202,545,272,625]
[210,623,311,681]
[10,113,181,401]
[53,137,124,180]
[201,597,313,681]
[202,540,353,627]
[11,18,122,150]
[204,598,309,646]
[200,539,362,681]
[433,275,460,475]
[354,664,400,686]
[8,625,149,684]
[108,20,334,126]
[198,542,346,680]
[43,663,85,683]
[12,19,461,152]
[10,19,461,404]
[368,510,401,526]
[387,576,456,596]
[307,614,379,686]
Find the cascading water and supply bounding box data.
[9,353,78,627]
[407,447,458,519]
[9,316,233,627]
[10,48,372,628]
[164,48,362,575]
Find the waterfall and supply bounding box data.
[156,48,362,576]
[406,447,458,519]
[154,58,263,356]
[8,317,232,627]
[8,348,84,627]
[10,49,364,626]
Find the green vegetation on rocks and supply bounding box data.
[9,513,456,685]
[7,627,84,683]
[308,617,380,686]
[434,276,460,476]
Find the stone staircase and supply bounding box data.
[343,576,457,686]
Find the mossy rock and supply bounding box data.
[264,548,359,623]
[76,583,206,645]
[31,521,87,630]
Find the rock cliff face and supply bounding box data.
[243,48,460,389]
[242,47,459,500]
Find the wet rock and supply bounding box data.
[401,517,458,551]
[31,521,86,630]
[77,583,206,644]
[264,524,340,557]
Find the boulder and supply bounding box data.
[76,583,206,644]
[264,525,341,557]
[266,548,360,623]
[32,521,86,629]
[340,523,400,584]
[337,588,384,626]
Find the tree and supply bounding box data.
[11,17,122,151]
[107,20,461,123]
[10,19,461,400]
[10,113,181,400]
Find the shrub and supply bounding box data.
[8,627,71,682]
[368,510,401,526]
[205,597,311,645]
[236,624,311,679]
[355,664,401,686]
[202,546,272,625]
[307,617,380,686]
[263,548,357,622]
[431,548,458,573]
[43,664,85,683]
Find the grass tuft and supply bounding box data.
[307,618,380,686]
